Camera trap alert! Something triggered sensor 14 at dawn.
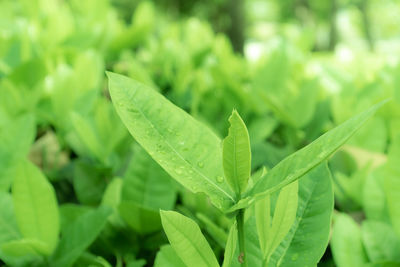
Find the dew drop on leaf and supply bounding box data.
[216,176,224,183]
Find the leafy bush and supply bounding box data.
[1,0,400,266]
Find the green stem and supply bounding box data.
[237,209,248,267]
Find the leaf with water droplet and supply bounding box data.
[216,176,224,183]
[107,72,235,211]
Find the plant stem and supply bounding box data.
[237,209,248,267]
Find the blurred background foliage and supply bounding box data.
[1,0,400,266]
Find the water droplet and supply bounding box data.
[216,176,224,183]
[197,161,204,168]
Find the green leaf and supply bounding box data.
[197,213,228,248]
[154,245,186,267]
[223,110,251,196]
[12,160,59,255]
[107,72,235,210]
[50,206,112,267]
[229,100,387,212]
[362,220,400,262]
[160,210,219,267]
[122,145,176,210]
[73,160,108,206]
[0,114,35,191]
[118,201,162,234]
[384,137,400,237]
[0,193,20,244]
[222,223,237,267]
[363,167,390,222]
[331,213,368,267]
[259,181,298,262]
[269,164,334,266]
[255,194,271,259]
[70,112,105,162]
[1,238,48,258]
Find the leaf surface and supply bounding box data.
[12,160,59,255]
[229,100,386,212]
[108,72,235,210]
[154,245,186,267]
[269,164,333,266]
[331,213,368,267]
[50,206,112,267]
[160,210,219,267]
[362,220,400,262]
[222,223,237,267]
[223,110,251,195]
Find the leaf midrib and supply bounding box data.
[121,86,235,203]
[164,214,216,267]
[275,180,317,266]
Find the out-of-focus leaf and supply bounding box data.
[331,213,368,267]
[12,160,59,255]
[50,206,112,267]
[362,220,400,262]
[154,245,186,267]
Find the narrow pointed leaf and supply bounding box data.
[108,72,235,210]
[160,210,219,267]
[222,223,238,267]
[229,100,387,212]
[255,194,271,259]
[12,160,59,255]
[266,181,298,261]
[269,164,334,267]
[223,110,251,195]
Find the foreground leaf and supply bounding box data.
[160,210,219,267]
[223,110,251,196]
[12,160,59,255]
[229,100,386,212]
[269,164,333,266]
[261,181,298,262]
[50,206,112,267]
[108,72,235,210]
[222,223,237,267]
